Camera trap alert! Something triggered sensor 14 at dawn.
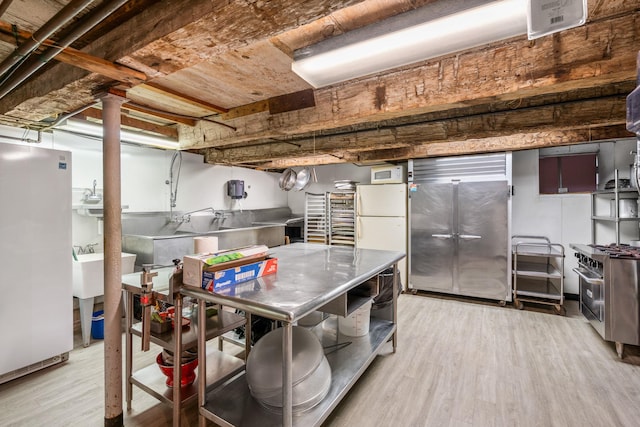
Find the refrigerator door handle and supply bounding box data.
[357,217,362,240]
[432,233,454,239]
[459,234,482,240]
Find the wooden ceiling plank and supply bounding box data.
[0,0,360,117]
[141,81,228,114]
[78,107,178,138]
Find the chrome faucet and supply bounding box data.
[83,179,102,203]
[179,207,220,223]
[74,243,98,255]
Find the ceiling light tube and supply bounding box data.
[56,118,180,150]
[292,0,527,88]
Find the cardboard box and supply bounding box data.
[202,257,278,292]
[183,245,269,287]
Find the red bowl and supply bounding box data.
[156,353,198,388]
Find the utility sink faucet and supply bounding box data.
[178,207,220,223]
[74,243,98,255]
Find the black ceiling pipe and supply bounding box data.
[0,0,97,79]
[0,0,131,100]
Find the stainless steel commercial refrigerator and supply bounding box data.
[408,153,512,302]
[0,142,73,383]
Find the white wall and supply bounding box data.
[0,126,287,252]
[5,124,636,296]
[285,163,375,214]
[512,139,637,294]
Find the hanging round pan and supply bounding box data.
[293,167,312,191]
[279,168,297,191]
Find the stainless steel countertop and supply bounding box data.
[569,243,608,261]
[181,243,405,322]
[251,216,304,226]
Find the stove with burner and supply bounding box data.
[571,243,640,358]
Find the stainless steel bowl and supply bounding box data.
[245,326,331,413]
[278,168,297,191]
[293,167,312,191]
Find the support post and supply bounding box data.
[101,92,127,427]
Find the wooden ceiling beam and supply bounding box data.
[249,124,632,169]
[355,125,633,163]
[183,10,640,150]
[201,95,630,164]
[77,107,178,138]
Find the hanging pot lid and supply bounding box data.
[293,167,312,191]
[279,168,297,191]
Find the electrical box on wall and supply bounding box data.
[227,180,245,199]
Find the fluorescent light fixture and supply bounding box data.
[292,0,527,88]
[56,118,180,150]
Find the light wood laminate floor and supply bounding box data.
[1,294,639,426]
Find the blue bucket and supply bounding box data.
[91,310,104,340]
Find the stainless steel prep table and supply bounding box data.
[180,243,405,427]
[122,267,247,427]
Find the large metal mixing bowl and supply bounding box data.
[245,326,332,413]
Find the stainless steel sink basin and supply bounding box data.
[122,224,285,268]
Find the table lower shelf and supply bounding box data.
[513,277,563,302]
[130,346,245,406]
[199,316,395,427]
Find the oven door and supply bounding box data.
[574,267,604,321]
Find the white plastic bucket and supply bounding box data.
[338,300,372,337]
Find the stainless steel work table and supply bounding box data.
[180,243,405,427]
[122,267,247,427]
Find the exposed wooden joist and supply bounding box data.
[141,82,227,114]
[221,100,269,120]
[56,49,147,85]
[78,107,178,138]
[123,102,197,126]
[201,95,630,164]
[0,20,147,85]
[182,9,640,150]
[108,88,197,126]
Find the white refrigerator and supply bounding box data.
[0,143,73,383]
[356,183,408,290]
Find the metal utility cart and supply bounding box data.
[122,267,248,427]
[512,235,565,314]
[179,243,404,427]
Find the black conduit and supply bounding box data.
[0,0,96,80]
[0,0,130,100]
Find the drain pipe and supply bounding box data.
[101,92,127,427]
[0,0,96,80]
[0,0,129,99]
